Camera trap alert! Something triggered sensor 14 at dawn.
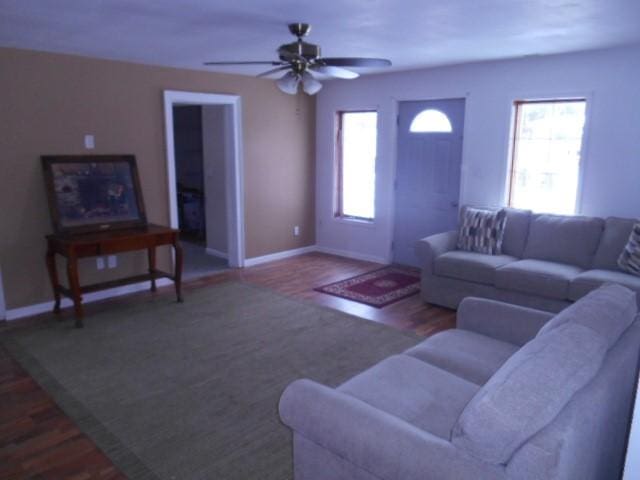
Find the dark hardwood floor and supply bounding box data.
[0,252,455,479]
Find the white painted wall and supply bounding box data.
[624,373,640,479]
[202,105,229,256]
[316,44,640,261]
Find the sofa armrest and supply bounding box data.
[457,297,555,346]
[415,231,458,274]
[279,379,498,480]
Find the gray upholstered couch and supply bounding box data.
[416,208,640,312]
[279,284,640,480]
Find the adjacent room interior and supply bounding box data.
[1,2,639,479]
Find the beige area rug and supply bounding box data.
[3,281,420,480]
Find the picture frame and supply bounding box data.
[41,155,147,234]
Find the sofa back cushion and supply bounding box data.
[592,217,638,271]
[537,283,638,347]
[523,214,604,268]
[451,323,607,465]
[459,206,532,258]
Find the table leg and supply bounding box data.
[66,254,84,328]
[174,239,184,303]
[147,247,157,292]
[45,249,62,316]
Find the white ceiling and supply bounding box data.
[1,0,639,77]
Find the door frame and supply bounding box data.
[0,267,6,320]
[163,90,245,267]
[391,96,467,263]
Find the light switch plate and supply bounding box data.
[96,257,105,270]
[84,134,95,149]
[107,255,117,268]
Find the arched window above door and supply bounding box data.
[409,109,453,133]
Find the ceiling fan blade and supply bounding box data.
[318,57,392,68]
[310,65,359,80]
[203,61,284,66]
[256,66,291,78]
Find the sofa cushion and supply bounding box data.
[338,354,479,440]
[434,251,518,285]
[495,259,583,300]
[523,214,604,268]
[459,206,532,258]
[618,223,640,276]
[457,208,508,255]
[569,270,640,302]
[502,208,532,258]
[405,330,518,385]
[592,217,637,270]
[543,283,638,348]
[452,323,607,465]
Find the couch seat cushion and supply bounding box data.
[523,214,604,268]
[569,269,640,302]
[338,354,479,439]
[495,259,583,300]
[405,330,518,385]
[434,251,518,285]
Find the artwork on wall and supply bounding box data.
[41,155,147,234]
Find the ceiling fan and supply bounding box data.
[204,23,392,95]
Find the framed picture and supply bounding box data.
[42,155,147,234]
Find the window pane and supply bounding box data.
[409,109,452,133]
[509,100,586,215]
[340,111,377,220]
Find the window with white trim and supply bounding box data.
[335,111,377,221]
[508,99,587,215]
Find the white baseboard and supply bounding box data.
[205,247,228,259]
[4,245,387,321]
[244,245,317,267]
[314,246,389,265]
[5,278,173,321]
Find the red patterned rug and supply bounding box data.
[314,267,421,308]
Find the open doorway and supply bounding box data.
[173,105,228,279]
[164,91,245,278]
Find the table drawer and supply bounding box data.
[99,236,154,254]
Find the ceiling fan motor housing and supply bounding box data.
[278,41,321,62]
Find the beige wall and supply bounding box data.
[0,47,316,310]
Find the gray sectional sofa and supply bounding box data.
[280,284,640,479]
[416,208,640,312]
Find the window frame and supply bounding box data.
[506,97,589,215]
[334,109,378,223]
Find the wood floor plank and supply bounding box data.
[0,252,455,479]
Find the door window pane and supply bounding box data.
[509,100,586,215]
[337,111,377,220]
[409,109,452,133]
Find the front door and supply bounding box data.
[392,98,465,267]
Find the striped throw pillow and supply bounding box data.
[618,223,640,276]
[457,208,508,255]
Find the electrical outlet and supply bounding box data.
[96,257,105,270]
[107,255,117,268]
[293,225,300,236]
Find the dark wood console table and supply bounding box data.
[45,224,183,328]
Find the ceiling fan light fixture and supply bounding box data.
[276,71,300,94]
[301,71,322,95]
